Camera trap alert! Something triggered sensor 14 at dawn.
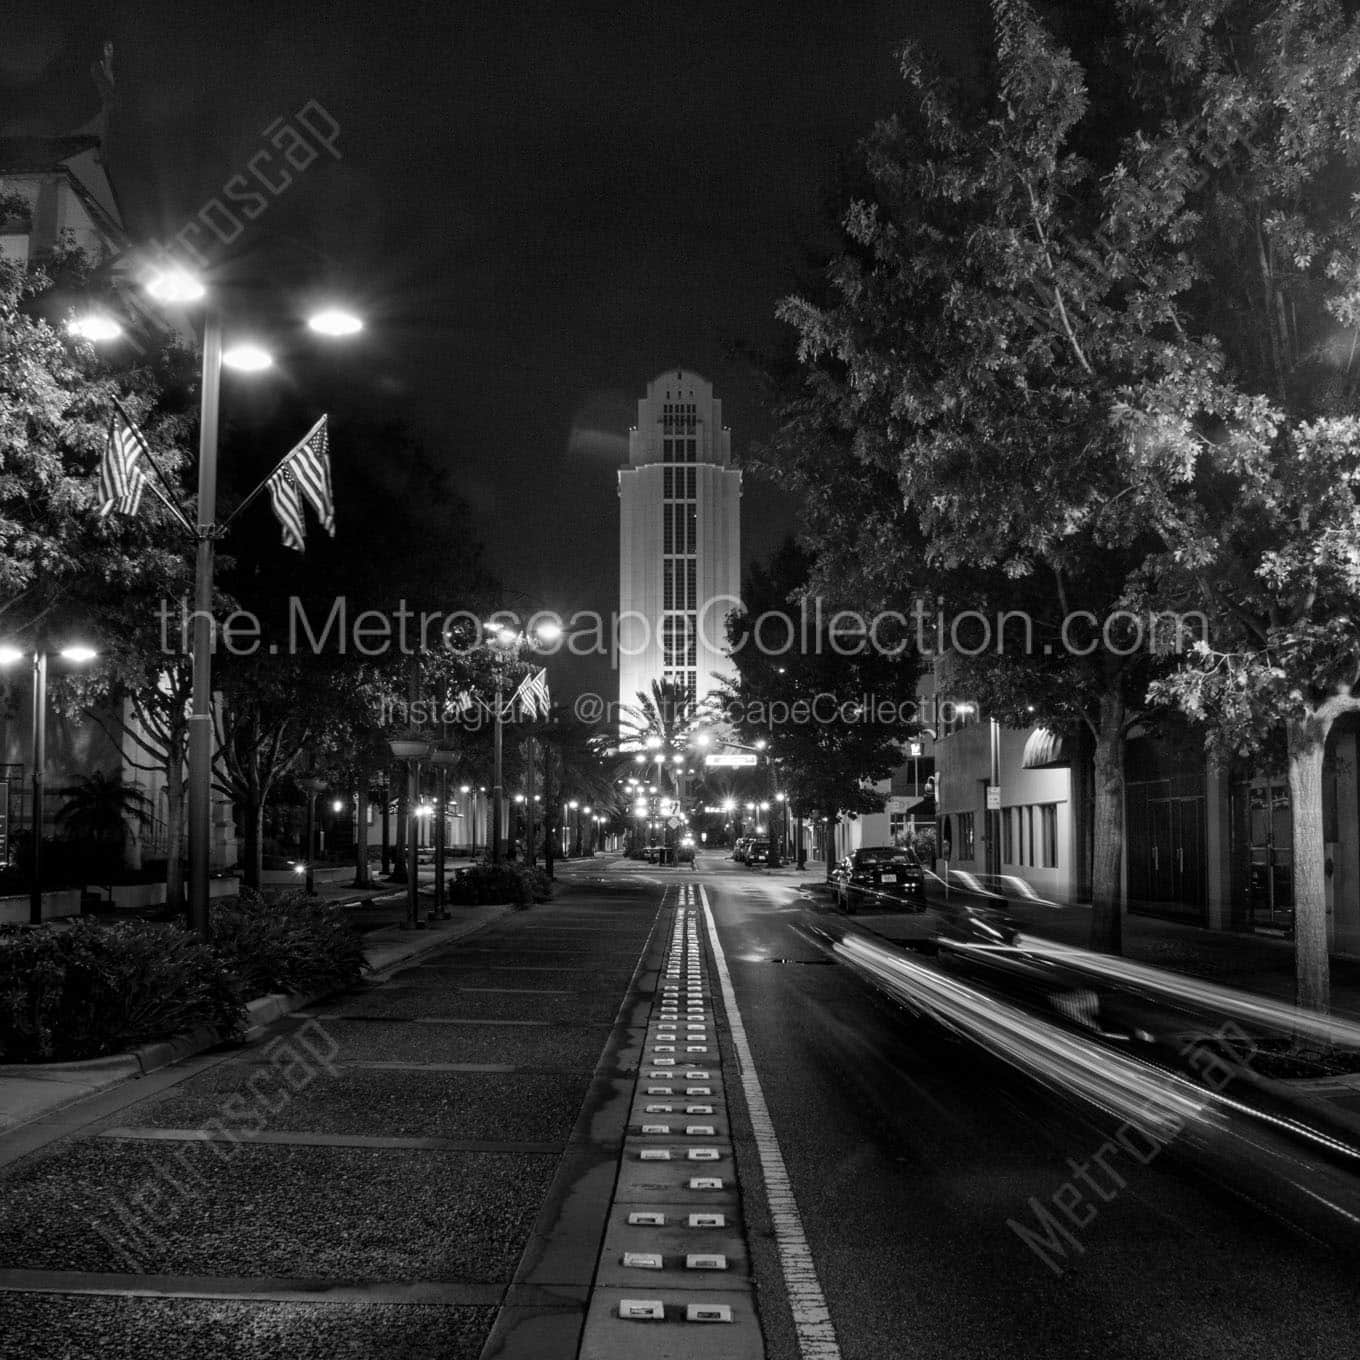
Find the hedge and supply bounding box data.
[448,863,552,908]
[211,888,368,999]
[0,891,369,1064]
[0,919,243,1063]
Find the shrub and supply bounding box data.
[211,889,368,999]
[447,863,549,908]
[0,919,243,1063]
[520,865,553,903]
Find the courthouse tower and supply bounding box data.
[617,370,742,717]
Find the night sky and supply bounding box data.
[5,0,986,698]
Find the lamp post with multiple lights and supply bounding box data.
[481,619,561,865]
[387,735,429,929]
[72,272,362,940]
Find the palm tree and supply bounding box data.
[614,679,717,857]
[616,678,712,755]
[56,771,153,874]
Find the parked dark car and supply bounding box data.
[834,847,926,912]
[743,839,782,867]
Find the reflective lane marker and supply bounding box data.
[698,882,843,1360]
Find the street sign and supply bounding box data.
[705,752,757,768]
[667,816,682,829]
[986,785,1001,810]
[907,741,924,758]
[885,795,911,814]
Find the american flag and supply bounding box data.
[512,667,551,720]
[97,411,148,517]
[266,466,306,551]
[284,416,335,535]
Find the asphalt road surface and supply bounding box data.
[696,852,1360,1359]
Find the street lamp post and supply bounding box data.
[431,749,457,917]
[298,775,327,895]
[492,662,506,864]
[29,650,46,926]
[185,310,222,940]
[389,737,430,928]
[0,643,97,925]
[90,274,361,941]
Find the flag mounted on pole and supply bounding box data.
[250,415,334,550]
[511,667,551,721]
[98,410,149,517]
[266,466,306,551]
[283,416,334,535]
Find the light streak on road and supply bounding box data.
[1010,939,1360,1054]
[834,934,1209,1140]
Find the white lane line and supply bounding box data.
[697,883,843,1360]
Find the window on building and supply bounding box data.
[958,811,975,861]
[1040,804,1058,868]
[1002,808,1014,864]
[1026,806,1035,866]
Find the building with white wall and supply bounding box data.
[618,370,741,716]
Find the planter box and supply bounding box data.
[259,864,354,889]
[0,889,82,925]
[1,878,241,924]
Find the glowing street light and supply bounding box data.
[222,343,273,372]
[68,313,123,342]
[307,307,363,336]
[146,266,205,303]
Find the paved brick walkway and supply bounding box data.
[0,881,666,1359]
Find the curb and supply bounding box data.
[0,903,516,1134]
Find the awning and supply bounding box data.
[1021,727,1069,769]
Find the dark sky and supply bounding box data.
[4,0,987,699]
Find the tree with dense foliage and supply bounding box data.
[2,225,202,906]
[761,2,1196,940]
[1118,0,1360,1013]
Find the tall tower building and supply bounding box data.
[618,370,742,717]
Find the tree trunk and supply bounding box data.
[1089,696,1126,954]
[1287,714,1331,1014]
[241,800,264,891]
[392,790,408,882]
[354,784,371,887]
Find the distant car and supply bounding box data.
[677,838,696,863]
[732,837,753,863]
[834,847,926,913]
[743,839,783,867]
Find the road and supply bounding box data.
[696,852,1360,1359]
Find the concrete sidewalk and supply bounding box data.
[0,899,514,1137]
